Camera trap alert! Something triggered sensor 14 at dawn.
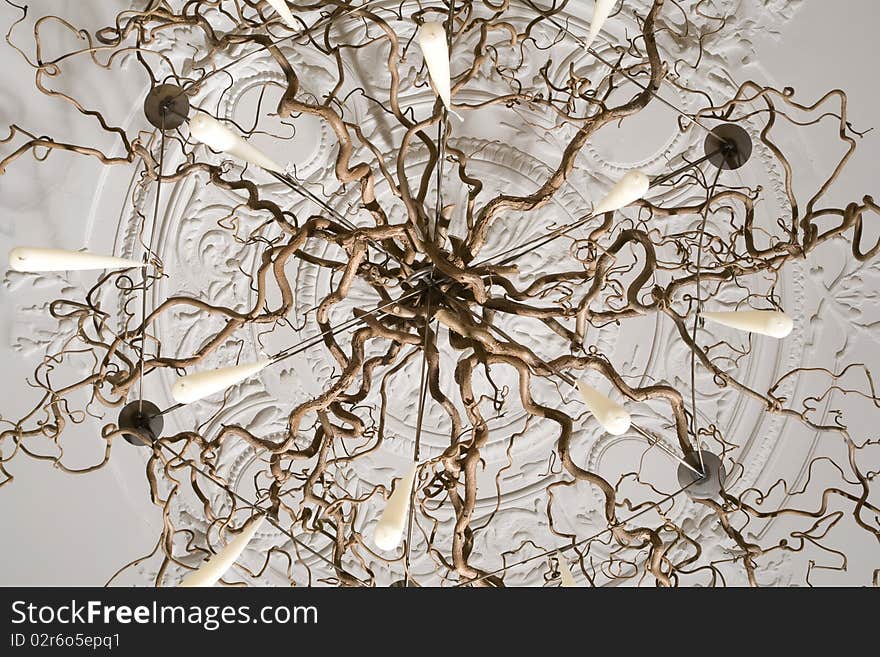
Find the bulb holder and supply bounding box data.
[703,123,752,171]
[677,450,725,499]
[117,400,163,447]
[144,84,190,130]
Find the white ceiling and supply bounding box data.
[0,0,878,586]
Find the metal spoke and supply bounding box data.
[403,290,435,587]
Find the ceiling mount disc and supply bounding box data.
[143,83,190,130]
[118,400,163,447]
[703,123,753,171]
[677,450,726,499]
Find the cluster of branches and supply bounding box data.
[0,0,877,587]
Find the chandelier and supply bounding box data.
[1,0,878,587]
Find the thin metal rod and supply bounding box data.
[585,46,715,135]
[490,320,577,384]
[409,307,434,462]
[152,402,184,419]
[148,286,427,419]
[410,305,434,460]
[474,145,726,270]
[172,1,390,102]
[269,171,356,230]
[649,147,724,188]
[482,213,596,269]
[630,423,703,477]
[453,301,702,476]
[403,290,435,588]
[140,115,167,411]
[455,480,694,586]
[126,430,369,586]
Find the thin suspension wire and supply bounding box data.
[473,145,726,270]
[431,115,445,246]
[481,212,596,269]
[630,422,702,477]
[647,149,719,188]
[689,164,725,474]
[455,480,694,586]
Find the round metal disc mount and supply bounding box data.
[118,400,164,447]
[143,84,190,130]
[677,450,726,499]
[703,123,753,171]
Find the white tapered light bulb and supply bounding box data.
[171,357,272,405]
[702,310,793,339]
[373,464,418,551]
[189,113,285,173]
[265,0,296,29]
[593,170,650,215]
[576,380,631,436]
[179,515,265,587]
[557,551,578,587]
[417,22,452,112]
[8,247,143,273]
[584,0,617,50]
